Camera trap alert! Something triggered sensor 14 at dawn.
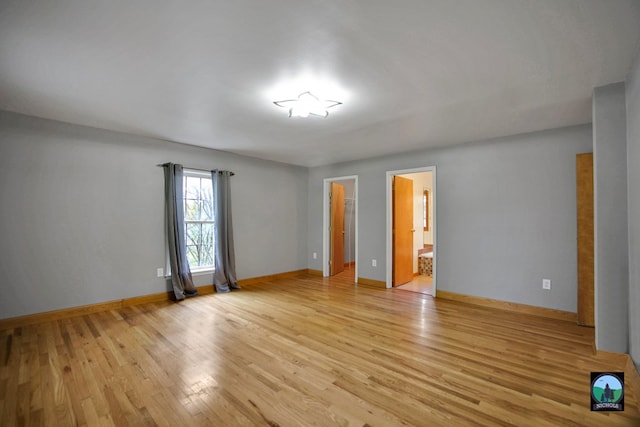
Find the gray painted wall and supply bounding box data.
[308,125,592,312]
[0,111,308,319]
[627,50,640,369]
[592,83,629,353]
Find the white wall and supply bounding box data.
[593,83,629,354]
[0,111,308,319]
[308,125,591,312]
[626,49,640,370]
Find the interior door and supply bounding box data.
[393,176,414,286]
[330,182,345,276]
[576,153,594,327]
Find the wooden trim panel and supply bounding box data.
[0,292,168,330]
[436,290,577,322]
[625,353,640,401]
[236,269,308,286]
[0,269,310,330]
[357,277,386,288]
[576,152,595,326]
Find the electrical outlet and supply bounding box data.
[542,279,551,290]
[157,268,164,278]
[313,252,317,259]
[372,259,377,267]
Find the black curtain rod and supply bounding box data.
[157,163,235,176]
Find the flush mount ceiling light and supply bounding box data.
[273,91,342,118]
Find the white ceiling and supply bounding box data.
[1,1,640,167]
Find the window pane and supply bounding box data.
[201,181,214,220]
[201,245,214,267]
[202,222,214,236]
[202,222,214,243]
[185,199,201,221]
[186,223,202,246]
[185,176,200,199]
[423,194,427,228]
[201,223,214,267]
[186,245,199,267]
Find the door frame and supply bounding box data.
[385,166,437,291]
[323,175,358,280]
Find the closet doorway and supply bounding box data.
[323,176,358,281]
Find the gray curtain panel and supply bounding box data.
[212,169,239,293]
[163,163,198,300]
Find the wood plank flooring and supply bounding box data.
[396,275,433,295]
[1,272,638,426]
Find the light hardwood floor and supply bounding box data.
[396,275,433,295]
[1,272,638,426]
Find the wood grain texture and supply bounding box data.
[576,153,595,327]
[330,182,345,276]
[236,269,309,286]
[1,272,638,426]
[393,175,414,286]
[356,277,387,288]
[626,353,640,401]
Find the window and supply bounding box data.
[183,170,214,270]
[423,189,429,231]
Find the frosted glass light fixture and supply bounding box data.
[273,91,342,118]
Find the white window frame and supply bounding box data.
[183,169,215,273]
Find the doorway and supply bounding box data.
[323,176,358,281]
[386,167,436,295]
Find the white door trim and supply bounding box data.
[385,166,437,291]
[323,175,359,281]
